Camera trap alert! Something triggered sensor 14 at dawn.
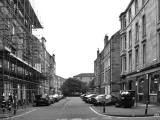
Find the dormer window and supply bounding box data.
[135,0,138,14]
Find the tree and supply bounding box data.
[88,79,95,90]
[60,78,88,96]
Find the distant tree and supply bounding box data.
[60,78,88,96]
[88,79,95,91]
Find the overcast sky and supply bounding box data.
[30,0,130,78]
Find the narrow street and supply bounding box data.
[5,97,158,120]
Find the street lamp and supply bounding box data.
[135,81,138,107]
[145,74,149,115]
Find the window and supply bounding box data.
[135,47,139,69]
[135,22,139,42]
[142,42,146,65]
[11,63,15,71]
[0,59,2,68]
[11,24,15,35]
[159,33,160,58]
[142,15,146,37]
[138,78,144,94]
[124,56,127,71]
[158,0,160,20]
[120,37,123,50]
[129,30,132,48]
[122,56,127,72]
[122,16,126,29]
[129,8,132,22]
[4,60,9,70]
[124,35,127,49]
[135,0,138,14]
[121,57,123,72]
[121,35,127,50]
[150,75,158,94]
[129,52,132,72]
[129,81,132,90]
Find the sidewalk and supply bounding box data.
[91,103,160,117]
[0,104,35,119]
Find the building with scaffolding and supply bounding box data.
[0,0,56,107]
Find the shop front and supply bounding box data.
[123,71,160,104]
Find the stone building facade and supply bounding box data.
[0,0,43,105]
[0,0,56,107]
[120,0,160,104]
[94,49,104,93]
[94,32,121,95]
[54,75,65,94]
[110,32,121,96]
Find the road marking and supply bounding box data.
[89,106,156,119]
[89,106,112,119]
[56,118,96,120]
[4,108,38,120]
[116,116,155,119]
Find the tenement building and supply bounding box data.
[94,33,121,95]
[120,0,160,104]
[54,75,65,94]
[0,0,56,107]
[94,49,104,93]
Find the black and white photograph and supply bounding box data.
[0,0,160,120]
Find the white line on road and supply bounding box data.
[4,108,38,120]
[89,106,156,119]
[89,106,112,119]
[116,116,156,119]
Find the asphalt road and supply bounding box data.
[6,97,159,120]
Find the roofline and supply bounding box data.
[73,73,95,77]
[119,0,134,18]
[27,0,43,28]
[10,0,43,28]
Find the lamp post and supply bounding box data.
[145,74,149,115]
[135,81,138,107]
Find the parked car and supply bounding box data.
[80,94,86,99]
[81,94,87,101]
[52,94,59,102]
[49,95,56,104]
[52,94,64,102]
[93,94,118,106]
[87,94,98,104]
[92,94,106,106]
[115,90,135,108]
[105,95,118,105]
[83,94,96,102]
[33,95,50,106]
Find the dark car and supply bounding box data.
[33,95,50,106]
[115,90,135,108]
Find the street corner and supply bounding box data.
[0,107,38,120]
[154,111,160,118]
[90,105,157,118]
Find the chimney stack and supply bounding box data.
[104,34,108,46]
[97,48,99,57]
